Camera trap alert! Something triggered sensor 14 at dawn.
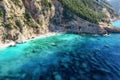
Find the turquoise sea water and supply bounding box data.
[0,21,120,80]
[111,19,120,28]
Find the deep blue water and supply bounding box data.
[0,21,120,80]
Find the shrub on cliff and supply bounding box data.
[60,0,106,23]
[0,10,3,17]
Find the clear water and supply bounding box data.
[111,19,120,28]
[0,21,120,80]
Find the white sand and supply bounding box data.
[0,32,61,50]
[0,42,16,50]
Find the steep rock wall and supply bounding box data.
[50,0,120,35]
[0,0,55,44]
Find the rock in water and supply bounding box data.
[53,72,62,80]
[51,43,57,46]
[104,45,110,48]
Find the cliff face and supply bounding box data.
[50,0,120,34]
[0,0,55,44]
[0,0,119,44]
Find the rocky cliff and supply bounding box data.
[0,0,120,44]
[50,0,120,34]
[0,0,55,44]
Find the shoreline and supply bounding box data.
[110,17,120,22]
[0,27,120,50]
[0,32,61,50]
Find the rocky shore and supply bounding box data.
[0,32,60,50]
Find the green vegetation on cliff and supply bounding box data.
[0,10,3,17]
[60,0,106,23]
[42,0,52,8]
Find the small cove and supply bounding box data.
[111,19,120,28]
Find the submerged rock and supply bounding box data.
[81,63,88,69]
[51,43,57,46]
[53,72,62,80]
[104,45,110,48]
[96,48,101,51]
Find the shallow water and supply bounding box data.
[111,19,120,28]
[0,33,120,80]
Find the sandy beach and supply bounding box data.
[0,32,61,50]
